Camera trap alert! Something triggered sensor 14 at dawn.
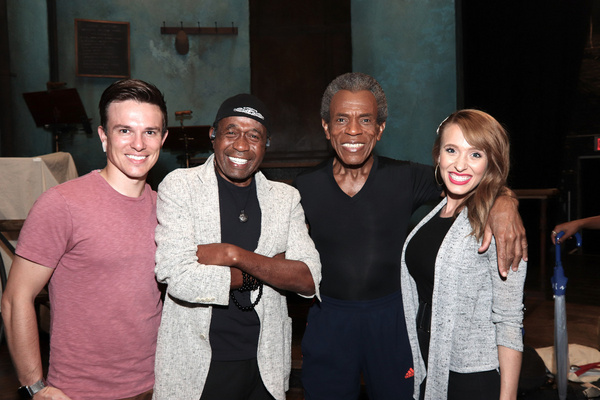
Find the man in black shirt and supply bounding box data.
[294,72,527,400]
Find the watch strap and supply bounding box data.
[18,379,47,398]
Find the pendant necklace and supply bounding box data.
[238,186,251,223]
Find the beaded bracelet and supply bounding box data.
[230,272,263,311]
[239,272,261,292]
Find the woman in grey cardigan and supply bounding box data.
[401,109,526,400]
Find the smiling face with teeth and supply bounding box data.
[438,123,488,212]
[210,116,268,187]
[98,100,168,196]
[323,90,385,170]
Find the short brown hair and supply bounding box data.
[99,79,168,134]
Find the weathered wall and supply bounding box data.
[352,0,457,165]
[6,1,456,184]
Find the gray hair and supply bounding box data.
[320,72,388,124]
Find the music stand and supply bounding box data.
[164,125,212,167]
[23,88,91,152]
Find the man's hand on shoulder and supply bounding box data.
[480,193,528,277]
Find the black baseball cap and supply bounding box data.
[212,93,272,134]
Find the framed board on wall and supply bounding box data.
[75,19,130,78]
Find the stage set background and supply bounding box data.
[1,0,456,188]
[3,2,596,272]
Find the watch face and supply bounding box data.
[18,380,46,398]
[17,385,33,398]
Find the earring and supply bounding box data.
[434,164,443,186]
[102,141,107,152]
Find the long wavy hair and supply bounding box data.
[433,109,510,240]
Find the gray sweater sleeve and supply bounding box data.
[488,242,527,352]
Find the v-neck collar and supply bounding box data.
[328,155,378,200]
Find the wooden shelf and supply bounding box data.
[160,26,237,35]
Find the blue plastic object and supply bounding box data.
[552,231,582,295]
[552,230,582,400]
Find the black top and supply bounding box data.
[294,156,441,301]
[405,209,455,304]
[209,174,261,361]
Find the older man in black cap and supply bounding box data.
[152,94,321,400]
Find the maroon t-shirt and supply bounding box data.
[17,171,162,400]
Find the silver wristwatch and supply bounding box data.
[18,379,47,398]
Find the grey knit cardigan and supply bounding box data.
[401,198,526,399]
[152,155,322,400]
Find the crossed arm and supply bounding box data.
[196,244,315,296]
